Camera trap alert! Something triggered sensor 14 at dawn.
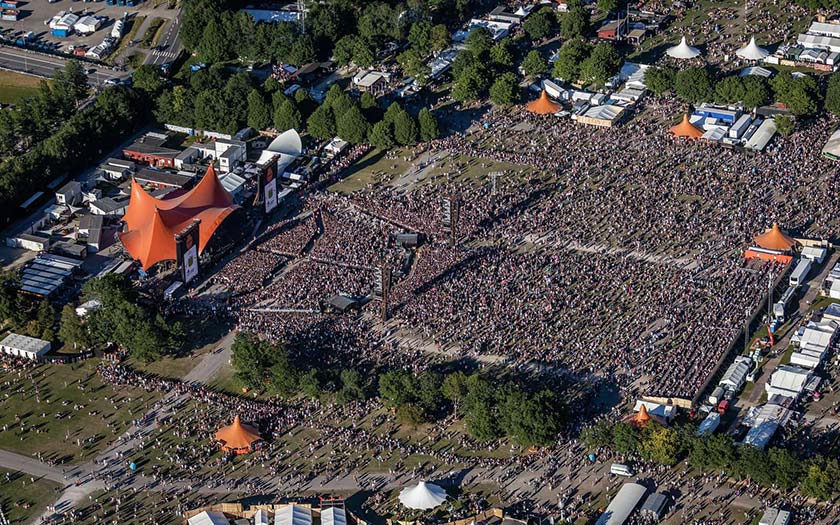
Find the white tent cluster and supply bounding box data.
[398,481,448,510]
[666,36,701,59]
[736,36,770,60]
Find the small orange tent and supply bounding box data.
[670,114,704,139]
[526,90,562,115]
[215,415,262,454]
[753,223,797,252]
[635,404,651,425]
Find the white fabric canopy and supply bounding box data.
[736,37,769,60]
[666,36,701,59]
[398,481,448,510]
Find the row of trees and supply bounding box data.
[645,66,820,116]
[179,0,484,67]
[581,420,840,501]
[0,274,58,342]
[553,39,622,88]
[0,63,145,223]
[231,332,565,447]
[137,64,440,146]
[58,275,185,362]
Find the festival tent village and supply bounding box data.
[215,415,263,454]
[398,481,448,510]
[745,223,798,263]
[119,164,239,271]
[666,36,701,59]
[526,90,562,115]
[670,114,704,139]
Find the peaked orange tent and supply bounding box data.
[753,223,797,252]
[119,165,239,271]
[670,114,704,139]
[215,415,262,454]
[635,404,651,425]
[526,90,562,115]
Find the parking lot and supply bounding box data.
[0,0,178,61]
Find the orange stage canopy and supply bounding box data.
[215,415,262,454]
[119,165,239,271]
[670,114,704,139]
[526,90,562,115]
[753,223,797,252]
[635,404,651,425]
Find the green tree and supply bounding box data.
[463,374,500,441]
[337,104,370,144]
[246,89,271,130]
[611,422,639,454]
[741,76,769,108]
[398,48,432,85]
[430,24,451,52]
[59,305,89,350]
[132,64,166,95]
[736,446,773,486]
[770,71,818,116]
[441,371,468,417]
[274,98,302,131]
[768,448,803,491]
[299,369,320,400]
[418,108,440,141]
[408,20,433,53]
[332,35,359,66]
[36,299,55,336]
[369,120,396,149]
[774,115,795,137]
[674,66,714,104]
[827,73,840,115]
[198,18,230,63]
[393,109,419,145]
[639,425,680,465]
[307,104,337,140]
[269,350,300,398]
[337,368,365,403]
[397,403,427,426]
[714,76,745,104]
[521,50,548,78]
[561,7,590,40]
[523,8,554,41]
[379,369,415,406]
[580,421,614,450]
[597,0,619,12]
[801,464,834,500]
[489,39,515,68]
[466,26,493,58]
[553,39,591,82]
[500,389,561,447]
[489,72,520,106]
[644,66,675,96]
[580,42,621,86]
[230,332,272,388]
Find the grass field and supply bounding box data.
[0,70,42,105]
[0,468,62,525]
[0,360,161,464]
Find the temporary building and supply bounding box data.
[595,483,647,525]
[736,37,770,60]
[666,36,701,59]
[526,90,562,115]
[697,412,720,437]
[215,415,262,454]
[255,510,270,525]
[0,333,51,360]
[719,357,752,392]
[753,223,796,251]
[765,365,812,399]
[275,505,311,525]
[398,481,448,510]
[188,511,230,525]
[743,420,779,450]
[639,493,669,519]
[119,165,239,271]
[321,507,346,525]
[670,114,704,138]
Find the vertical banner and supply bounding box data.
[261,155,280,215]
[176,220,201,284]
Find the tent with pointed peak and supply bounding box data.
[526,90,562,115]
[636,404,651,424]
[753,223,797,251]
[666,36,701,59]
[398,481,448,510]
[736,37,769,61]
[215,415,262,454]
[670,114,704,138]
[119,164,240,271]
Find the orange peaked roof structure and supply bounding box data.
[119,165,239,271]
[635,404,651,424]
[753,223,797,251]
[215,415,262,454]
[670,114,704,138]
[526,90,562,115]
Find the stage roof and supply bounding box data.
[526,90,562,115]
[119,165,239,270]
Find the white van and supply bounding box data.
[789,258,812,288]
[610,463,634,477]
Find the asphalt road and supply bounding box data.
[0,44,127,84]
[144,12,181,66]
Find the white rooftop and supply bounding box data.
[399,481,447,510]
[736,37,770,60]
[666,36,701,59]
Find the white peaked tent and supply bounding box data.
[736,36,770,60]
[258,128,303,167]
[514,6,528,16]
[398,481,448,510]
[666,36,701,59]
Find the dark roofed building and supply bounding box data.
[134,168,194,190]
[123,135,181,168]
